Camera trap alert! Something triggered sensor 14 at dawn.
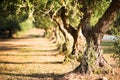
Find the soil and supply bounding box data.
[0,28,120,80]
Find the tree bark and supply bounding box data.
[53,16,74,56]
[55,26,65,52]
[52,6,78,61]
[71,0,91,58]
[73,0,120,74]
[55,26,64,44]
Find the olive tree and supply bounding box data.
[43,0,120,74]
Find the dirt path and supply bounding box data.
[0,28,78,80]
[0,28,120,80]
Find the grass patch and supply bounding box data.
[19,19,34,32]
[15,19,34,37]
[103,48,114,53]
[101,41,114,53]
[101,41,114,46]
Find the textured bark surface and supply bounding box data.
[53,6,78,61]
[71,0,92,58]
[53,16,74,56]
[71,28,86,58]
[65,0,120,75]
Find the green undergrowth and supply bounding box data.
[15,19,34,37]
[101,41,114,53]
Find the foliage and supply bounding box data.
[90,0,111,26]
[112,37,120,67]
[0,15,21,38]
[42,0,82,28]
[34,15,54,29]
[19,19,34,32]
[0,0,18,17]
[101,41,114,53]
[0,0,35,38]
[107,12,120,36]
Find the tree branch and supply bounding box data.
[91,0,120,47]
[93,0,120,34]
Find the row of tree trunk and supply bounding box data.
[48,0,120,74]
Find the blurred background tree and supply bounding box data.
[0,0,35,38]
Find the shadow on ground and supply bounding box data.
[0,53,58,56]
[0,72,64,79]
[0,43,58,52]
[0,61,63,64]
[0,34,44,41]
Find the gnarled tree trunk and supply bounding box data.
[73,0,120,74]
[71,0,92,61]
[53,16,74,56]
[52,6,78,62]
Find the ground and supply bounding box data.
[0,28,120,80]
